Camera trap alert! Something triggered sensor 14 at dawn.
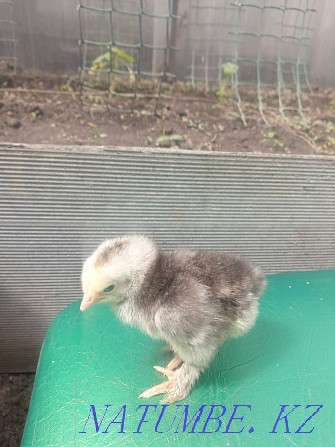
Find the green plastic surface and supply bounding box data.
[21,271,335,446]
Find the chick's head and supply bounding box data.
[80,255,129,311]
[80,235,157,311]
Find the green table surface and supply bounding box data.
[21,270,335,447]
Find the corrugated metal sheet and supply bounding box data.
[0,143,334,372]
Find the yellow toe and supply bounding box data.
[139,380,173,398]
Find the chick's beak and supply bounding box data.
[80,295,94,311]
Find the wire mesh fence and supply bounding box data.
[230,0,317,124]
[184,0,237,89]
[0,1,16,74]
[77,0,318,122]
[78,0,180,111]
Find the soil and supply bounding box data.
[0,374,35,447]
[1,67,335,446]
[1,67,335,155]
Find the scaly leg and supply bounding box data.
[166,356,183,370]
[162,345,183,369]
[138,363,200,403]
[138,366,176,399]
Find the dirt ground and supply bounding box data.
[0,374,35,447]
[1,67,335,156]
[1,67,335,446]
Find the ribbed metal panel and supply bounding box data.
[1,143,334,372]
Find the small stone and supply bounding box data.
[5,117,21,129]
[9,436,18,447]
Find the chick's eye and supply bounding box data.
[104,284,115,293]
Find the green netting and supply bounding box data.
[185,0,237,90]
[186,0,317,124]
[230,0,317,124]
[0,1,17,74]
[78,0,318,121]
[78,0,180,111]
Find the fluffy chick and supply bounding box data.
[81,234,266,403]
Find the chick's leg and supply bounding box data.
[166,356,183,370]
[163,363,201,403]
[138,363,200,403]
[138,367,176,399]
[163,344,183,370]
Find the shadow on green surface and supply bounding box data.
[197,316,293,392]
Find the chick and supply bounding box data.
[81,234,266,403]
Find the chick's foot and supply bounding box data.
[166,356,183,370]
[138,363,200,403]
[138,366,176,399]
